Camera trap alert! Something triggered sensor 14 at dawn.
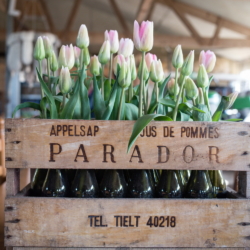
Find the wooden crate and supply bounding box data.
[4,119,250,249]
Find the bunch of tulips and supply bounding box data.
[13,20,239,151]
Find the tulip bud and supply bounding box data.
[150,59,164,83]
[225,92,239,109]
[74,46,81,68]
[34,36,45,61]
[98,40,110,65]
[118,38,134,58]
[105,30,119,54]
[133,20,153,52]
[197,64,209,88]
[90,55,101,76]
[59,66,72,94]
[181,50,194,77]
[113,54,126,75]
[172,44,183,69]
[50,50,58,72]
[118,62,131,88]
[185,77,198,100]
[199,50,216,73]
[145,53,157,70]
[58,44,75,70]
[138,59,149,81]
[129,54,137,81]
[76,24,89,49]
[167,78,179,96]
[43,36,52,59]
[197,87,204,105]
[83,47,90,66]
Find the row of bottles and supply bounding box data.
[31,169,226,198]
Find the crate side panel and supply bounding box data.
[4,198,250,248]
[5,119,250,170]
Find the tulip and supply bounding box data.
[105,30,119,54]
[113,54,126,75]
[172,45,183,69]
[145,53,157,70]
[34,36,45,61]
[50,50,58,72]
[43,36,52,59]
[98,40,110,65]
[76,24,89,49]
[225,92,239,109]
[59,66,72,94]
[138,59,149,81]
[199,50,216,73]
[74,46,81,68]
[185,77,198,101]
[118,38,134,58]
[118,61,131,89]
[58,44,75,70]
[197,64,209,88]
[168,78,179,96]
[181,50,194,77]
[129,54,137,81]
[133,20,153,52]
[90,55,101,76]
[149,59,164,83]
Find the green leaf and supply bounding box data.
[177,111,190,121]
[60,81,80,119]
[36,68,58,119]
[158,98,176,108]
[127,114,172,153]
[124,103,138,120]
[159,74,171,99]
[104,79,112,101]
[193,104,212,121]
[154,116,173,121]
[148,84,157,114]
[12,102,41,118]
[93,75,106,120]
[224,119,242,122]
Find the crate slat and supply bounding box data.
[5,119,250,171]
[4,197,250,248]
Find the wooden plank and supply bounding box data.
[4,197,250,248]
[239,171,250,198]
[5,119,250,171]
[6,169,20,196]
[38,0,55,32]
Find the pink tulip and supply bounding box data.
[113,54,126,75]
[58,44,75,70]
[105,30,119,54]
[199,50,216,73]
[118,38,134,58]
[133,20,153,52]
[74,46,81,68]
[145,53,157,70]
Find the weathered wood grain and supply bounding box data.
[11,248,249,250]
[6,169,20,196]
[4,197,250,248]
[5,119,250,171]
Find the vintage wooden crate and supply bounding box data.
[4,119,250,249]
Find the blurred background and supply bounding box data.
[1,0,250,248]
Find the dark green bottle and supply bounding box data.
[150,170,160,187]
[95,169,105,184]
[99,170,127,198]
[156,170,183,198]
[65,169,76,186]
[42,169,70,197]
[71,169,99,198]
[30,169,48,196]
[186,170,213,198]
[180,170,190,185]
[128,170,155,198]
[209,170,226,198]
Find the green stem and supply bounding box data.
[174,68,179,102]
[46,58,51,91]
[172,77,185,121]
[38,60,45,98]
[203,87,210,112]
[192,98,196,106]
[118,88,125,120]
[143,80,147,115]
[128,81,133,101]
[62,94,66,109]
[80,49,84,70]
[155,81,159,103]
[138,51,145,118]
[109,53,113,85]
[101,65,104,98]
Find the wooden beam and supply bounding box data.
[210,17,223,45]
[109,0,129,34]
[62,0,81,39]
[157,0,250,38]
[38,0,55,32]
[136,0,155,23]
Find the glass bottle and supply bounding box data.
[71,169,99,198]
[99,169,127,198]
[128,170,155,198]
[186,170,213,198]
[156,170,183,198]
[209,170,226,198]
[65,169,76,186]
[150,170,160,187]
[42,169,70,197]
[30,169,48,196]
